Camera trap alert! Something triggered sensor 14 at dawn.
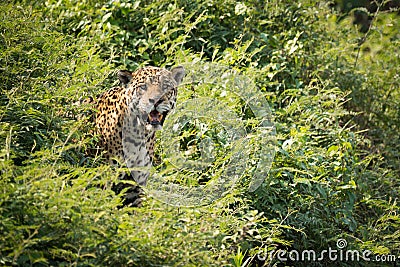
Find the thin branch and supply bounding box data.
[353,0,385,69]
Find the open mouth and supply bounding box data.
[147,109,164,125]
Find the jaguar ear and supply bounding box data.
[170,66,185,85]
[118,70,132,85]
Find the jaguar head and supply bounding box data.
[118,66,185,131]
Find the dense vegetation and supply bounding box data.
[1,0,399,266]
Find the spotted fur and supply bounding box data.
[94,66,185,205]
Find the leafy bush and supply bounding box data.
[1,0,399,266]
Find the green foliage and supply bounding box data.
[1,0,399,266]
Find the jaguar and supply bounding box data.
[94,65,185,205]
